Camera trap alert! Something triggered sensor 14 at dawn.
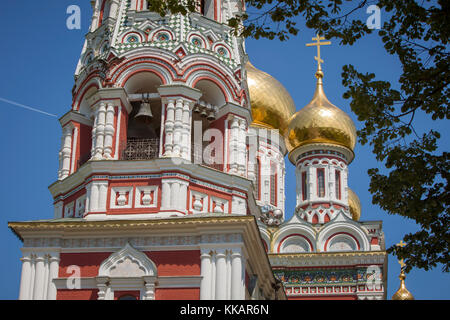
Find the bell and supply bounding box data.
[207,110,215,121]
[135,100,153,122]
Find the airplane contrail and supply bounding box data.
[0,97,58,118]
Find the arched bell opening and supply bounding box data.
[76,86,97,168]
[123,72,163,160]
[192,80,226,170]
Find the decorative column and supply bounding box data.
[143,276,156,300]
[161,180,172,210]
[160,179,188,213]
[54,201,63,219]
[96,276,109,300]
[172,99,184,157]
[32,253,46,300]
[58,124,73,180]
[200,249,212,300]
[163,99,175,157]
[103,103,116,159]
[231,248,244,300]
[109,0,120,19]
[237,119,248,176]
[86,181,109,214]
[181,100,192,160]
[215,249,227,300]
[46,254,60,300]
[228,117,239,174]
[92,103,107,160]
[89,1,100,32]
[158,85,202,161]
[19,254,32,300]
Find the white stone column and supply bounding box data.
[47,254,60,300]
[87,183,99,212]
[171,181,180,209]
[143,277,156,300]
[215,250,227,300]
[90,1,100,32]
[19,254,32,300]
[33,254,46,300]
[158,85,202,159]
[98,182,109,212]
[28,254,36,299]
[59,125,73,180]
[164,99,175,156]
[228,117,239,174]
[109,0,120,19]
[172,99,184,157]
[231,249,244,300]
[161,180,171,209]
[200,250,212,300]
[179,182,188,211]
[96,276,109,300]
[86,181,108,213]
[92,103,107,160]
[181,100,192,160]
[238,119,247,176]
[54,201,63,219]
[103,103,116,159]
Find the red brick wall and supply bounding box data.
[155,288,200,300]
[57,289,99,300]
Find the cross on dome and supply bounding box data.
[396,240,407,269]
[306,34,331,75]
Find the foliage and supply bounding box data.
[152,0,450,272]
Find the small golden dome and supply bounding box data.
[285,72,357,154]
[392,271,415,300]
[246,61,296,136]
[348,189,361,221]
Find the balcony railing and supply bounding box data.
[119,139,221,171]
[121,138,160,161]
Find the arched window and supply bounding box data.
[317,168,325,198]
[335,170,341,200]
[301,171,308,201]
[270,163,277,206]
[255,158,261,200]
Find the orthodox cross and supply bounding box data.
[396,240,407,269]
[306,34,331,71]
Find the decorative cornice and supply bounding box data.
[9,215,257,241]
[269,251,387,268]
[269,251,387,259]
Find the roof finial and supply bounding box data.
[392,240,415,300]
[396,240,407,270]
[306,34,331,80]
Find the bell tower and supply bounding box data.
[9,0,284,301]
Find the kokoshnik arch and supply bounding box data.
[8,0,387,300]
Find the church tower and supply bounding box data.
[9,3,388,301]
[9,0,284,300]
[259,36,388,300]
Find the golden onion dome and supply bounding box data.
[285,71,357,154]
[392,271,414,300]
[348,188,361,221]
[246,61,296,136]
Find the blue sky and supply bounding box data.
[0,1,448,300]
